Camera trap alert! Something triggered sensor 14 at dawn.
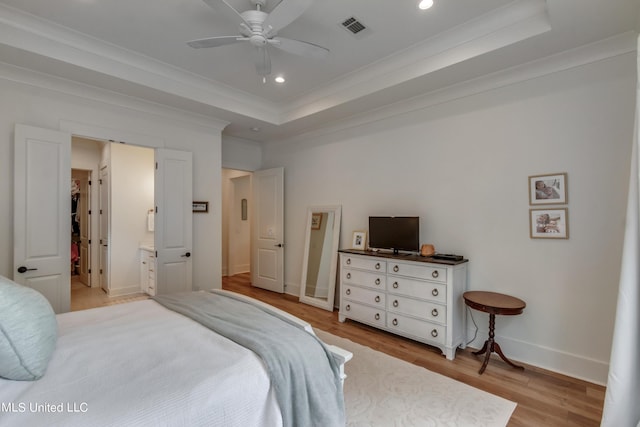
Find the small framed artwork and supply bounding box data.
[529,173,567,205]
[530,208,568,239]
[352,231,367,250]
[311,213,323,230]
[241,199,248,220]
[192,201,209,213]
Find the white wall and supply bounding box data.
[262,52,637,384]
[222,136,262,171]
[0,64,226,292]
[110,143,154,294]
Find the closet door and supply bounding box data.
[13,124,71,313]
[154,148,193,294]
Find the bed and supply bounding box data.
[0,276,351,427]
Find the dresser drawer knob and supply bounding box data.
[432,288,439,297]
[346,272,351,279]
[346,304,351,311]
[432,270,439,279]
[346,288,351,295]
[375,278,381,286]
[375,262,381,270]
[431,329,438,338]
[431,308,439,317]
[375,313,380,320]
[392,318,398,326]
[392,265,399,272]
[375,295,381,303]
[393,282,399,289]
[393,300,399,308]
[346,258,351,265]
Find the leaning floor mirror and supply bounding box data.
[299,205,342,311]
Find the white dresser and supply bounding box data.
[140,247,156,296]
[338,250,468,360]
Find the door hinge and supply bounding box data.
[155,206,158,214]
[88,210,91,215]
[99,179,102,185]
[100,269,103,274]
[88,269,91,274]
[88,180,92,186]
[155,251,158,258]
[155,162,158,170]
[100,209,103,215]
[88,239,91,244]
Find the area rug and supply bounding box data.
[316,330,517,427]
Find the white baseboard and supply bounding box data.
[107,285,143,297]
[465,326,608,386]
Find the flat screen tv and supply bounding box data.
[368,216,420,254]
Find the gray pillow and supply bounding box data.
[0,275,57,380]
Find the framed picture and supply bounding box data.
[352,231,367,250]
[192,201,208,213]
[530,208,568,239]
[311,213,323,230]
[529,173,567,205]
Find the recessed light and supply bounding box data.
[418,0,434,10]
[274,76,285,84]
[251,127,261,132]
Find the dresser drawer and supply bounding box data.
[387,295,446,324]
[342,255,386,273]
[387,262,446,283]
[341,301,386,328]
[342,269,386,290]
[343,285,385,308]
[388,277,446,304]
[386,314,446,345]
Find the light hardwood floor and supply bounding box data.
[70,276,148,311]
[222,273,605,427]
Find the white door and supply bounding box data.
[155,149,193,294]
[13,124,71,313]
[99,166,109,292]
[251,167,284,293]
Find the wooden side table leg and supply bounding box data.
[493,341,525,371]
[474,313,497,375]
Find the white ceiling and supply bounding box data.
[0,0,637,142]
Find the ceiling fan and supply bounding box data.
[188,0,329,78]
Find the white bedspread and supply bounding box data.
[0,300,282,427]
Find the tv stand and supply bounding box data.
[338,249,468,360]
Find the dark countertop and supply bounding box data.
[339,249,468,265]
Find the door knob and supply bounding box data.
[17,266,38,274]
[274,243,284,248]
[181,252,191,258]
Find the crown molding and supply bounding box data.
[0,59,230,132]
[0,3,278,124]
[266,31,637,147]
[277,0,550,123]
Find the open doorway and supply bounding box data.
[71,137,154,310]
[222,169,252,279]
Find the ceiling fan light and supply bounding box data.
[418,0,434,10]
[274,76,286,83]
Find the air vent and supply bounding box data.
[341,16,367,35]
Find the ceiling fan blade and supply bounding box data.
[271,37,328,59]
[263,0,313,32]
[201,0,250,28]
[187,36,243,49]
[253,46,271,77]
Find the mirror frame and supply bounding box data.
[299,205,342,311]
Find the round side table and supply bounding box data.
[463,291,526,375]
